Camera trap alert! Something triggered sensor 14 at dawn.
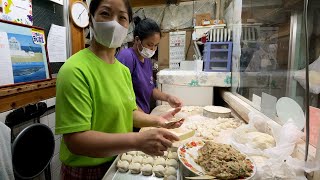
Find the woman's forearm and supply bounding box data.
[63,131,138,158]
[152,88,169,101]
[133,110,160,128]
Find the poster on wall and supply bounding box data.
[0,20,51,87]
[169,31,186,69]
[1,0,33,25]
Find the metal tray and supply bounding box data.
[102,156,183,180]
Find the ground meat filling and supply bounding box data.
[196,142,253,179]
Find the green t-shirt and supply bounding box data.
[55,48,137,167]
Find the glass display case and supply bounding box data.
[223,0,320,162]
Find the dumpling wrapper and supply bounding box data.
[121,154,133,162]
[166,159,178,169]
[141,164,153,176]
[153,165,165,178]
[117,160,129,173]
[142,156,154,165]
[132,156,143,164]
[168,152,178,160]
[129,163,141,174]
[127,151,138,156]
[154,157,166,166]
[165,166,177,177]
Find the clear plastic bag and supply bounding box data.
[231,112,313,179]
[294,55,320,94]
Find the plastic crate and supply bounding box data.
[203,42,232,72]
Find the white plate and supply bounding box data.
[276,97,305,130]
[178,141,256,179]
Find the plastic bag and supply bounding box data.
[294,55,320,94]
[265,119,304,158]
[231,112,309,179]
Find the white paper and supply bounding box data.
[50,0,63,5]
[0,32,14,86]
[47,24,67,63]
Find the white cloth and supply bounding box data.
[0,122,14,180]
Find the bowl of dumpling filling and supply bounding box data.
[178,141,256,179]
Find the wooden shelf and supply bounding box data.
[0,79,56,113]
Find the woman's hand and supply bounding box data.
[167,95,183,108]
[135,128,179,156]
[156,108,184,129]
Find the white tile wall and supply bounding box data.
[40,116,49,126]
[51,153,61,172]
[48,113,56,129]
[54,137,61,156]
[51,165,61,180]
[47,97,56,107]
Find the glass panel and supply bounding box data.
[225,0,308,122]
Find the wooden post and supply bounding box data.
[70,0,85,54]
[215,0,220,20]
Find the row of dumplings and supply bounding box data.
[117,151,179,179]
[117,161,177,179]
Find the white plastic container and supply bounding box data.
[194,60,203,72]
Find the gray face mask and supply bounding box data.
[91,17,128,48]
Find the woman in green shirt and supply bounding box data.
[55,0,183,179]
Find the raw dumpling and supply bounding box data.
[137,151,145,156]
[142,156,154,165]
[127,151,138,156]
[141,164,153,176]
[129,163,141,174]
[154,157,166,166]
[117,160,129,173]
[153,165,165,178]
[165,166,176,177]
[163,151,168,158]
[132,156,143,164]
[165,159,178,169]
[164,175,177,180]
[121,154,133,162]
[168,152,178,160]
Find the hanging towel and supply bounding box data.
[0,122,14,180]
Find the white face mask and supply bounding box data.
[139,41,156,58]
[91,17,128,48]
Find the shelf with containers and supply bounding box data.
[203,42,233,72]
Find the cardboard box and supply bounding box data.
[195,13,211,26]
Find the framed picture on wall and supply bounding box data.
[1,0,33,25]
[0,19,51,87]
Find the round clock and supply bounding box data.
[70,1,89,28]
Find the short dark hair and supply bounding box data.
[89,0,133,22]
[133,17,161,41]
